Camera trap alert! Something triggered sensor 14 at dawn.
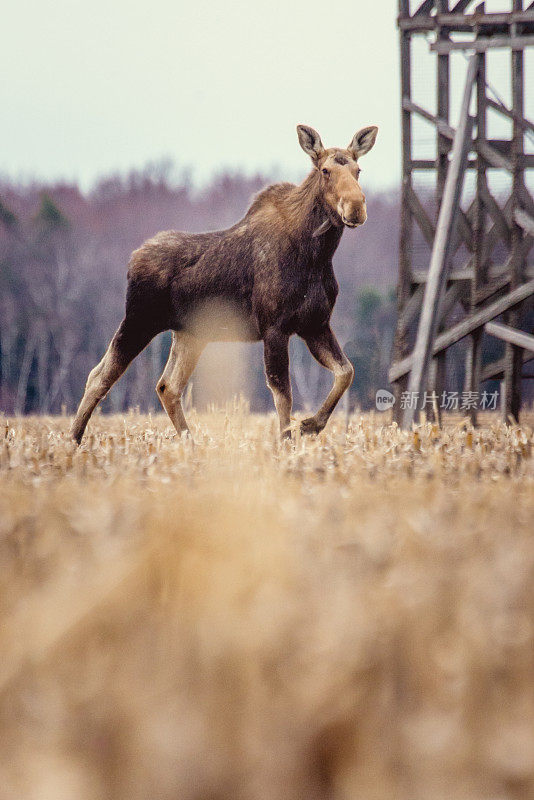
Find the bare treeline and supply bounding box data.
[0,164,399,415]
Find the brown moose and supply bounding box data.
[71,124,378,444]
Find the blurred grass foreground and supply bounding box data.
[1,406,534,800]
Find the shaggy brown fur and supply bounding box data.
[71,124,378,444]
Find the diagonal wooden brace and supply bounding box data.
[401,55,478,429]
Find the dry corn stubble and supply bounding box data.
[1,406,534,800]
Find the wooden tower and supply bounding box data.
[390,0,534,427]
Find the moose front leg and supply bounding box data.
[263,328,292,437]
[301,326,354,435]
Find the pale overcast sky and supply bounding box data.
[0,0,399,190]
[1,0,530,192]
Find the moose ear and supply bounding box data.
[348,125,378,158]
[296,124,325,163]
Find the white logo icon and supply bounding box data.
[375,389,395,411]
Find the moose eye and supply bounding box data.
[322,168,329,176]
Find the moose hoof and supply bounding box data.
[300,417,324,436]
[70,427,83,446]
[174,429,195,445]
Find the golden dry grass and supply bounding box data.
[1,405,534,800]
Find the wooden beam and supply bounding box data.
[398,16,436,31]
[437,281,464,324]
[475,271,513,305]
[412,268,470,281]
[480,184,511,247]
[474,139,513,171]
[411,154,534,169]
[431,35,534,53]
[414,0,435,15]
[485,138,514,155]
[466,35,488,426]
[398,281,463,340]
[408,192,475,261]
[486,97,534,136]
[485,321,534,351]
[406,185,436,247]
[411,262,534,283]
[514,207,534,236]
[401,55,477,428]
[518,182,534,214]
[438,9,534,26]
[411,199,479,281]
[504,1,526,423]
[516,187,534,257]
[430,288,534,356]
[472,195,513,270]
[411,159,438,169]
[481,349,534,381]
[398,285,425,334]
[445,200,476,254]
[402,98,519,174]
[393,0,414,424]
[451,0,476,11]
[389,278,534,382]
[437,0,453,434]
[415,157,479,169]
[399,10,534,32]
[457,207,474,251]
[402,98,455,138]
[473,252,516,303]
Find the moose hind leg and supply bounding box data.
[70,317,156,444]
[301,325,354,435]
[156,331,203,435]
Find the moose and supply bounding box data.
[71,124,378,444]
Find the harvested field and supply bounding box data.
[1,406,534,800]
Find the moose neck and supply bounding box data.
[287,170,344,264]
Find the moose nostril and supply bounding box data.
[342,208,367,226]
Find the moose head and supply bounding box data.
[297,124,378,228]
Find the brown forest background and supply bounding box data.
[1,162,507,416]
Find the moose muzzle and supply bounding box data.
[337,178,367,227]
[338,195,367,227]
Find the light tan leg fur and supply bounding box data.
[301,326,354,435]
[156,331,204,435]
